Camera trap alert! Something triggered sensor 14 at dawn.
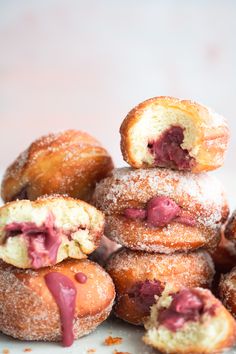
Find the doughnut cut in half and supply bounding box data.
[120,96,229,172]
[0,196,104,269]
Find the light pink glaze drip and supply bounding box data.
[75,272,87,284]
[44,272,77,347]
[4,213,61,269]
[124,196,196,227]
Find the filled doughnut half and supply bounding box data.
[219,267,236,319]
[92,167,228,253]
[106,248,215,325]
[1,129,114,203]
[143,287,236,354]
[0,259,115,346]
[0,196,104,269]
[120,96,229,172]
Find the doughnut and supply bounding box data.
[120,96,229,172]
[0,259,115,346]
[210,229,236,274]
[89,235,121,266]
[106,248,215,325]
[143,287,236,354]
[1,129,114,203]
[225,210,236,243]
[0,196,104,269]
[219,267,236,319]
[92,167,228,253]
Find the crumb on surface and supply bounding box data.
[87,349,96,353]
[113,351,131,354]
[2,349,9,354]
[23,349,32,353]
[104,336,123,346]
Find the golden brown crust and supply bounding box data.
[93,168,228,253]
[225,210,236,243]
[219,267,236,319]
[1,130,114,203]
[120,96,229,172]
[106,248,215,325]
[0,259,115,341]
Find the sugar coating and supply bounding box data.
[93,167,228,230]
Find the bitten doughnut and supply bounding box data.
[0,196,104,269]
[0,259,115,346]
[92,168,228,253]
[120,96,229,172]
[210,230,236,274]
[219,267,236,319]
[143,287,236,354]
[1,129,114,203]
[106,248,215,325]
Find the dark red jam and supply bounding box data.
[124,196,196,228]
[148,126,195,170]
[4,213,61,269]
[128,279,163,313]
[44,272,77,347]
[75,272,87,284]
[158,289,204,332]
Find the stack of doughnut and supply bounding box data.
[0,130,116,347]
[92,96,236,353]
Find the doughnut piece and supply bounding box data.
[120,96,229,172]
[143,287,236,354]
[106,248,215,325]
[0,196,104,269]
[219,267,236,319]
[92,168,228,253]
[1,130,114,203]
[0,259,115,346]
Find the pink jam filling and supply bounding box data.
[148,126,195,170]
[128,279,163,313]
[124,196,196,227]
[44,272,77,347]
[75,272,87,284]
[158,289,204,332]
[4,213,61,269]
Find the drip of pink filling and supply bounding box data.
[4,213,61,269]
[124,196,196,227]
[148,126,195,170]
[44,272,77,347]
[128,280,163,313]
[158,289,204,332]
[75,272,87,284]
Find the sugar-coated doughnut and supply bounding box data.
[143,287,236,354]
[120,96,229,172]
[219,267,236,319]
[210,229,236,274]
[0,259,115,346]
[106,248,215,325]
[89,235,121,266]
[0,196,104,269]
[92,168,228,253]
[1,130,114,203]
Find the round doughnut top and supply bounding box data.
[93,167,228,228]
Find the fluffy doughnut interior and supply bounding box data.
[0,199,103,268]
[130,106,199,166]
[144,288,230,353]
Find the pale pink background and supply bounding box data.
[1,0,236,204]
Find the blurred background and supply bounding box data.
[1,0,235,204]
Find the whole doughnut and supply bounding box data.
[92,167,228,253]
[219,267,236,319]
[106,248,215,325]
[120,96,229,172]
[1,130,114,203]
[0,259,115,346]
